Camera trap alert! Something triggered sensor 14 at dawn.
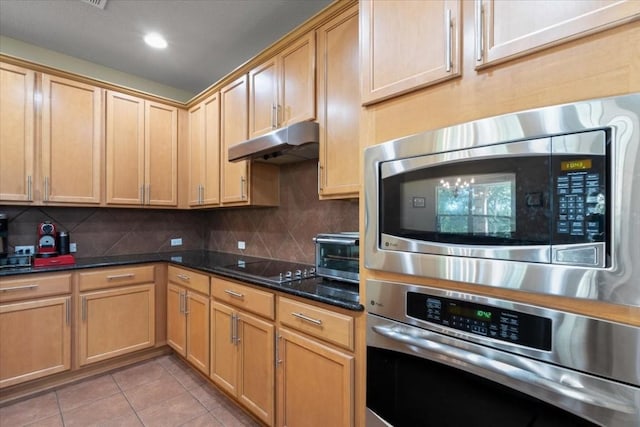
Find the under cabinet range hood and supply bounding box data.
[228,121,319,164]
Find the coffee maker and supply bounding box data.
[36,221,58,257]
[33,221,75,268]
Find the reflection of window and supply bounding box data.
[436,174,515,236]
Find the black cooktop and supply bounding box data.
[214,259,316,284]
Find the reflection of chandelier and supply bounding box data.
[440,177,474,197]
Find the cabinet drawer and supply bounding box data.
[0,273,72,303]
[212,277,274,320]
[78,265,155,291]
[168,266,209,295]
[278,296,354,351]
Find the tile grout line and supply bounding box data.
[111,372,146,426]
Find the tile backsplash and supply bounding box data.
[1,160,358,264]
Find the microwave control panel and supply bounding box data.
[406,292,552,351]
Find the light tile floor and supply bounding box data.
[0,355,262,427]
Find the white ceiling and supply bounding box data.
[0,0,333,96]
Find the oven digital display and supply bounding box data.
[409,293,552,351]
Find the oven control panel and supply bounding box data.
[407,292,552,350]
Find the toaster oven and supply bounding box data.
[313,232,359,284]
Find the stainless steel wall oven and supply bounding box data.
[364,94,640,307]
[366,280,640,427]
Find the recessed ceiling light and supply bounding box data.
[144,32,168,49]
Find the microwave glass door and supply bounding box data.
[379,131,608,265]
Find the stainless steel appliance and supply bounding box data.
[366,279,640,427]
[0,213,7,258]
[313,232,360,284]
[364,94,640,307]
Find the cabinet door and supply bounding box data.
[277,328,354,427]
[0,62,35,202]
[361,0,461,105]
[279,32,315,127]
[78,284,155,366]
[210,301,238,394]
[167,283,186,356]
[106,90,145,205]
[220,75,249,204]
[189,92,221,207]
[186,291,210,374]
[249,57,278,138]
[317,5,360,199]
[145,100,178,206]
[0,296,71,388]
[238,311,275,427]
[477,0,640,67]
[41,74,102,204]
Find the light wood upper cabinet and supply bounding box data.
[361,0,461,105]
[221,75,250,204]
[317,5,360,199]
[0,62,35,203]
[475,0,640,68]
[249,32,315,138]
[221,75,280,207]
[106,90,178,207]
[41,74,103,204]
[188,92,220,207]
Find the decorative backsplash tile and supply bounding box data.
[1,160,359,263]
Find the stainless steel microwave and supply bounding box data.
[364,94,640,307]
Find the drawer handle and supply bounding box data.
[1,284,39,292]
[176,274,190,281]
[107,274,134,280]
[224,289,244,299]
[291,312,323,326]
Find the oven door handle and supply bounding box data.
[372,324,636,414]
[313,237,359,246]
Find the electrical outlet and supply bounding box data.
[171,238,183,247]
[15,245,35,255]
[238,241,245,250]
[69,243,77,253]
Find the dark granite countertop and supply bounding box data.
[0,250,363,311]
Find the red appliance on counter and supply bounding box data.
[34,221,75,267]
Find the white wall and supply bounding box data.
[0,36,194,102]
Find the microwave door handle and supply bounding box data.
[313,237,359,246]
[371,324,636,414]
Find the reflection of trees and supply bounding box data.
[437,181,513,235]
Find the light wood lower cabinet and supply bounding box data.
[167,266,210,374]
[210,277,275,426]
[0,272,72,389]
[0,296,71,388]
[276,327,354,427]
[77,265,156,366]
[78,284,155,366]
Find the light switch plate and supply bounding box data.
[171,238,183,246]
[238,241,246,250]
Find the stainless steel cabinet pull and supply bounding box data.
[184,293,189,315]
[65,297,70,325]
[291,312,323,326]
[146,184,151,204]
[445,9,452,72]
[0,284,38,292]
[27,175,33,200]
[199,184,204,204]
[275,334,282,366]
[176,274,190,281]
[107,273,134,280]
[240,176,246,200]
[179,291,185,314]
[317,162,322,193]
[224,289,244,298]
[475,0,483,62]
[44,176,50,201]
[230,313,237,344]
[140,185,145,205]
[271,104,277,129]
[276,104,282,127]
[81,296,87,321]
